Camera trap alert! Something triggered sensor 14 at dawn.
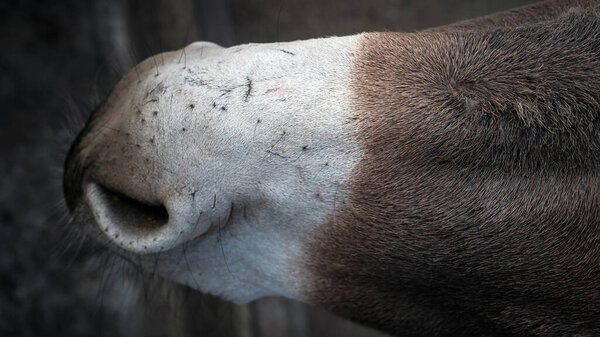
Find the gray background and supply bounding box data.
[1,0,536,336]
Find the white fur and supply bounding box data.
[78,35,362,303]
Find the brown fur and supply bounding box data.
[430,0,600,31]
[306,1,600,336]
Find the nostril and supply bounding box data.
[84,182,170,251]
[93,183,168,230]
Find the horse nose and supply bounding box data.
[63,130,211,254]
[62,43,228,254]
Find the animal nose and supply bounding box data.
[82,179,208,254]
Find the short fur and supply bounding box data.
[307,1,600,336]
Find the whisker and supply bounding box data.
[152,55,160,77]
[158,38,165,65]
[95,253,113,337]
[276,0,285,42]
[218,203,235,277]
[183,243,202,289]
[179,22,192,69]
[152,252,160,278]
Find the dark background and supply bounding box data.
[1,0,536,336]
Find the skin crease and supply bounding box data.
[63,0,600,336]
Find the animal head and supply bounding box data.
[64,1,600,335]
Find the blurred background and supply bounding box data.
[1,0,536,336]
